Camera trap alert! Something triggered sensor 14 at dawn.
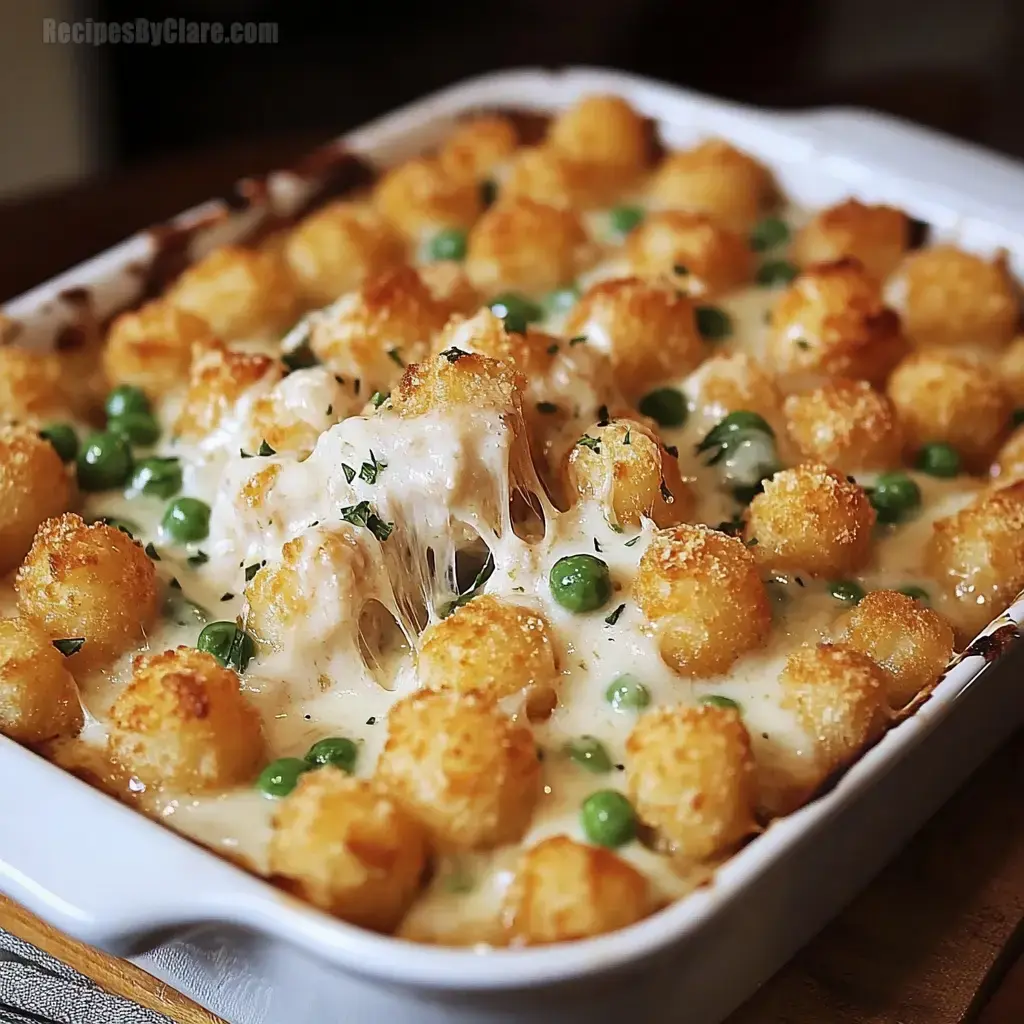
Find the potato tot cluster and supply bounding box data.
[626,704,757,859]
[0,616,82,745]
[376,688,541,850]
[633,524,772,676]
[108,647,264,793]
[16,514,159,670]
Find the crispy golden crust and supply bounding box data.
[0,616,82,745]
[779,643,888,772]
[565,417,693,528]
[0,347,67,423]
[793,199,909,281]
[465,197,593,296]
[0,424,71,575]
[836,590,954,708]
[15,513,158,671]
[687,352,782,428]
[102,300,217,397]
[107,647,264,793]
[270,768,428,933]
[502,835,651,945]
[626,704,757,859]
[895,244,1019,349]
[626,210,754,296]
[745,464,875,577]
[307,266,448,395]
[376,688,541,850]
[926,480,1024,639]
[418,261,481,317]
[564,276,704,400]
[886,350,1012,470]
[391,348,525,418]
[502,146,610,210]
[998,335,1024,404]
[373,157,482,239]
[166,244,299,340]
[417,595,559,700]
[767,260,908,385]
[633,523,771,677]
[284,201,407,307]
[547,95,650,185]
[783,379,903,471]
[439,115,519,183]
[648,139,773,232]
[173,339,282,441]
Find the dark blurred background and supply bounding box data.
[2,0,1023,296]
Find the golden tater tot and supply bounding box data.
[166,244,299,340]
[15,513,159,670]
[503,836,651,944]
[502,146,607,211]
[465,198,593,296]
[992,425,1024,483]
[927,480,1024,639]
[108,647,264,793]
[564,276,704,400]
[547,94,650,186]
[783,379,903,471]
[886,350,1012,471]
[686,352,782,428]
[794,199,909,281]
[0,616,82,745]
[0,347,66,423]
[418,260,481,317]
[439,115,519,183]
[391,347,525,419]
[767,260,907,386]
[374,157,482,240]
[894,244,1019,349]
[565,417,693,528]
[270,768,427,933]
[998,335,1024,405]
[103,300,217,398]
[745,465,875,577]
[633,524,771,676]
[648,139,773,232]
[377,688,541,850]
[284,201,406,307]
[626,704,757,859]
[779,643,888,772]
[0,424,71,575]
[417,595,559,700]
[836,590,954,707]
[308,266,448,395]
[626,210,754,296]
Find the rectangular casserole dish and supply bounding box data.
[2,67,1024,1024]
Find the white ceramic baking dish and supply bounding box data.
[2,67,1024,1024]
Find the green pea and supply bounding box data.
[197,620,256,672]
[696,410,775,453]
[39,423,78,463]
[105,384,151,419]
[76,431,133,491]
[306,736,359,773]
[257,757,314,799]
[829,579,866,604]
[605,674,650,711]
[699,694,742,712]
[749,215,790,253]
[109,411,161,447]
[426,228,467,262]
[696,305,733,341]
[564,736,613,774]
[580,790,636,848]
[915,442,961,479]
[549,553,612,613]
[755,259,798,287]
[132,456,182,499]
[544,284,580,316]
[608,204,645,236]
[489,293,544,335]
[637,387,687,428]
[898,585,930,604]
[869,472,921,524]
[162,497,211,543]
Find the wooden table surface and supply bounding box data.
[2,131,1024,1024]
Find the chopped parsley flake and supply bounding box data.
[52,637,86,656]
[387,347,404,367]
[569,335,587,346]
[358,450,387,485]
[244,563,261,582]
[366,716,376,726]
[187,550,209,567]
[536,401,559,415]
[577,434,602,453]
[144,542,160,561]
[342,463,356,484]
[673,263,689,276]
[660,480,674,502]
[339,500,394,541]
[370,391,388,408]
[745,537,759,547]
[623,428,631,445]
[597,404,610,427]
[594,538,603,553]
[440,347,466,363]
[604,603,626,626]
[221,592,234,601]
[624,535,642,547]
[546,343,560,356]
[257,440,276,457]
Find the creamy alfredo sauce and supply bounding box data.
[16,198,983,948]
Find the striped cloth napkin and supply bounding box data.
[0,927,166,1023]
